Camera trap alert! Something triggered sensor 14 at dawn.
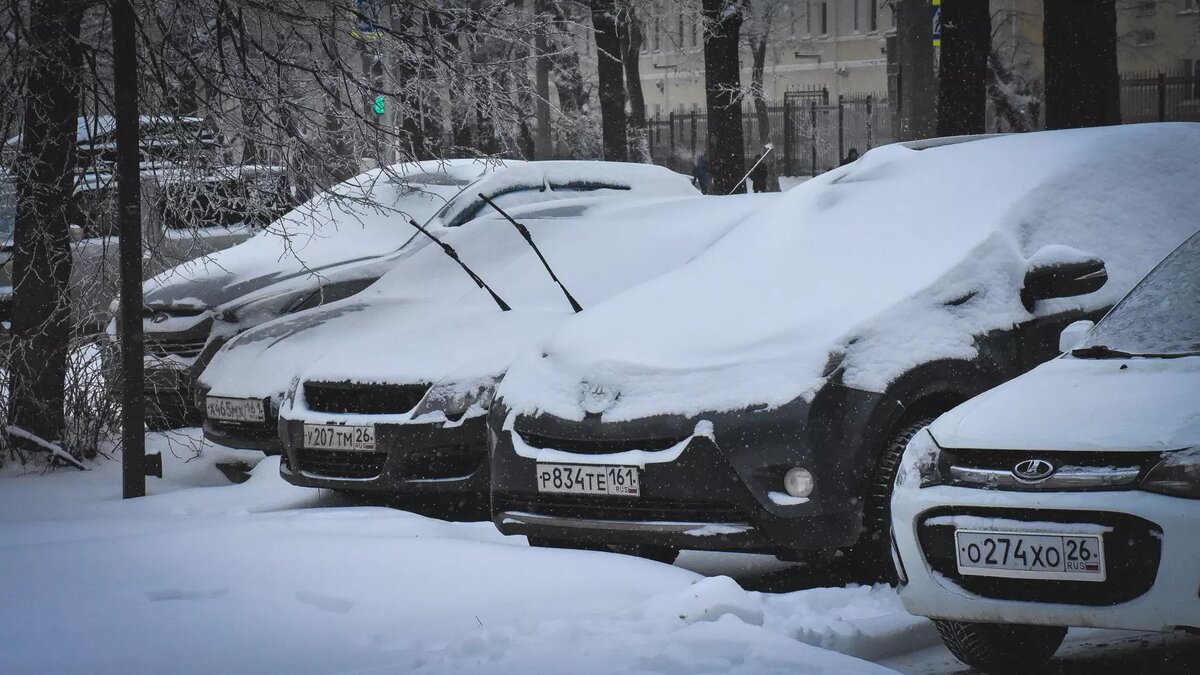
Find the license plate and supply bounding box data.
[206,396,266,423]
[303,424,376,451]
[535,463,640,497]
[955,529,1106,582]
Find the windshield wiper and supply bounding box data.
[406,218,510,311]
[479,194,583,313]
[1070,344,1135,359]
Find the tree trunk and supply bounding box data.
[1043,0,1120,129]
[534,0,553,158]
[936,0,990,136]
[619,4,648,162]
[7,0,86,462]
[590,0,627,161]
[895,0,937,140]
[749,33,777,191]
[702,0,746,194]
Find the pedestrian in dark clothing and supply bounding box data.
[692,154,710,194]
[748,148,771,193]
[841,147,860,166]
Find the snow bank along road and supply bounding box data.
[1,432,1195,674]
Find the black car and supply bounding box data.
[488,125,1200,570]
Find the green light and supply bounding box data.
[372,96,385,115]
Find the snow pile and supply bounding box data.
[201,193,771,408]
[398,576,896,675]
[0,448,920,674]
[498,124,1200,422]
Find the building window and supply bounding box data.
[653,15,661,51]
[1133,29,1156,46]
[869,0,878,31]
[1183,0,1199,13]
[691,11,700,47]
[806,0,813,35]
[820,1,828,36]
[853,0,860,32]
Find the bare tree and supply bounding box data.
[1044,0,1120,129]
[743,0,782,191]
[6,0,88,465]
[590,0,628,161]
[618,1,648,162]
[702,0,746,194]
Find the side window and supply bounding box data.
[69,188,119,238]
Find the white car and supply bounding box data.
[891,229,1200,673]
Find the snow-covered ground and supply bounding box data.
[1,433,1193,674]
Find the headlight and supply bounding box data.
[894,427,944,489]
[412,379,497,421]
[1141,448,1200,499]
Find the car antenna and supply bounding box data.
[479,194,583,313]
[406,217,511,311]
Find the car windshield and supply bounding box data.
[1076,231,1200,357]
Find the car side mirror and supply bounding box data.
[1021,246,1107,311]
[1058,320,1095,353]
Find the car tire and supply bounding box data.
[935,620,1066,673]
[853,416,936,581]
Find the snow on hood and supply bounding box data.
[142,159,507,310]
[199,193,772,403]
[498,124,1200,423]
[929,355,1200,451]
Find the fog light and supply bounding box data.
[784,467,814,498]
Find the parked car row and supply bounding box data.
[144,125,1198,674]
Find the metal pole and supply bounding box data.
[113,0,146,498]
[837,94,845,163]
[809,100,816,175]
[1157,72,1166,123]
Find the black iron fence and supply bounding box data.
[647,87,893,179]
[1120,70,1200,124]
[646,69,1200,180]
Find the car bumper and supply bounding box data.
[203,414,282,453]
[277,415,490,497]
[893,484,1200,632]
[489,397,868,557]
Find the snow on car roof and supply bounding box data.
[199,193,772,402]
[143,158,511,307]
[497,123,1200,423]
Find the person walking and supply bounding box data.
[840,147,860,166]
[692,154,710,194]
[748,147,771,193]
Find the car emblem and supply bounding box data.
[1012,459,1056,483]
[150,312,169,324]
[580,382,619,415]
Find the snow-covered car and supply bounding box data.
[487,124,1200,568]
[889,229,1200,673]
[135,158,510,429]
[196,162,709,456]
[1,165,287,331]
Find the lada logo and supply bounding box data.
[580,381,619,415]
[1012,458,1056,483]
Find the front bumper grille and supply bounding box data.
[493,491,746,523]
[517,431,687,455]
[294,448,386,480]
[146,337,209,359]
[304,381,430,415]
[917,507,1163,606]
[939,448,1162,491]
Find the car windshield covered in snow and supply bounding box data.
[1077,231,1200,357]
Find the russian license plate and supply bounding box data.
[206,396,266,423]
[303,424,376,451]
[535,463,640,497]
[955,529,1106,582]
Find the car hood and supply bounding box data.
[930,355,1200,452]
[496,124,1200,423]
[200,192,774,403]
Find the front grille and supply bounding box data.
[917,507,1162,606]
[940,448,1162,491]
[295,448,386,480]
[399,443,486,480]
[518,431,688,455]
[494,491,746,523]
[146,337,209,359]
[304,381,430,415]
